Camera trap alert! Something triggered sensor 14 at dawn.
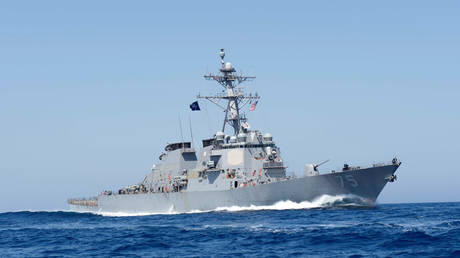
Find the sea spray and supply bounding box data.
[90,194,372,217]
[214,194,373,212]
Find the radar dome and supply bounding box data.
[225,62,232,70]
[237,133,247,142]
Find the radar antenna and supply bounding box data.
[199,49,260,135]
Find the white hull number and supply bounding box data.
[335,174,359,188]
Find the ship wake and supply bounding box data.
[92,194,373,217]
[212,194,373,212]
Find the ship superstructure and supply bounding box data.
[68,49,400,213]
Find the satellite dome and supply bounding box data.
[225,62,232,70]
[237,133,247,142]
[265,146,272,155]
[229,136,237,143]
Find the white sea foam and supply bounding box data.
[92,194,372,217]
[0,195,372,217]
[213,194,372,212]
[94,211,172,217]
[92,204,179,217]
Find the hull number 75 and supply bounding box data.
[335,175,359,188]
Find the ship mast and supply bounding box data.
[199,49,259,135]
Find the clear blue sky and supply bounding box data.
[1,1,459,211]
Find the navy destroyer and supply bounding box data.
[68,49,400,213]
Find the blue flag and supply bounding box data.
[189,101,200,111]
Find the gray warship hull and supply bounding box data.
[69,164,398,214]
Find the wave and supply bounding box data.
[93,194,373,217]
[0,194,373,217]
[213,194,373,212]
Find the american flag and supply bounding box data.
[249,101,258,111]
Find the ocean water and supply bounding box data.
[1,198,459,257]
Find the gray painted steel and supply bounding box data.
[70,165,398,213]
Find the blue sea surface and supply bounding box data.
[0,202,459,257]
